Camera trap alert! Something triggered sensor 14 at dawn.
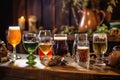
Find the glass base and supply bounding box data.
[41,55,49,66]
[16,55,21,59]
[94,62,106,66]
[9,53,21,61]
[26,54,36,66]
[92,63,106,71]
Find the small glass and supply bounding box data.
[53,34,68,57]
[93,33,107,66]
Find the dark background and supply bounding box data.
[0,0,120,43]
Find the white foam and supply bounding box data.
[54,37,67,40]
[9,26,20,30]
[78,46,89,49]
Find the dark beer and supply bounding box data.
[54,37,68,56]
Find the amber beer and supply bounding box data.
[7,26,21,48]
[77,46,89,62]
[38,43,53,60]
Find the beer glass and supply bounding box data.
[76,33,90,70]
[23,33,39,66]
[7,26,21,61]
[53,34,68,56]
[93,33,107,66]
[38,30,53,65]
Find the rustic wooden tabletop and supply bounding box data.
[0,54,120,80]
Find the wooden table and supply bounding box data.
[0,54,120,80]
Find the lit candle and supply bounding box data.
[18,16,25,31]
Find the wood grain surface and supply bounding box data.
[0,54,120,80]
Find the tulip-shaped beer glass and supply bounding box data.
[93,33,107,66]
[7,26,21,61]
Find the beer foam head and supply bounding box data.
[54,37,67,40]
[9,26,20,30]
[78,46,89,49]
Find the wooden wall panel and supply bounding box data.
[26,0,42,29]
[55,0,70,28]
[12,0,71,30]
[12,0,26,25]
[12,0,120,30]
[42,0,55,29]
[0,0,12,42]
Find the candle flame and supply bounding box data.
[21,16,24,19]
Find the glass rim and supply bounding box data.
[54,34,67,40]
[54,34,67,36]
[39,30,51,32]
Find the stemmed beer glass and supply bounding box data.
[22,32,39,66]
[7,26,21,61]
[38,30,53,65]
[93,33,107,66]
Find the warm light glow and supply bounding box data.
[18,16,25,30]
[21,16,25,19]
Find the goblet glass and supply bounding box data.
[7,26,21,61]
[93,33,107,66]
[22,33,39,66]
[38,30,53,65]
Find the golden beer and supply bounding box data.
[7,27,21,48]
[39,43,52,55]
[93,42,107,54]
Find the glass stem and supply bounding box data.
[101,54,104,64]
[27,52,36,66]
[13,46,17,60]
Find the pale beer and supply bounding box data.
[93,42,107,54]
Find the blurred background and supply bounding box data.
[0,0,120,43]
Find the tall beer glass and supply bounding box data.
[76,33,90,70]
[7,26,21,61]
[93,33,107,66]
